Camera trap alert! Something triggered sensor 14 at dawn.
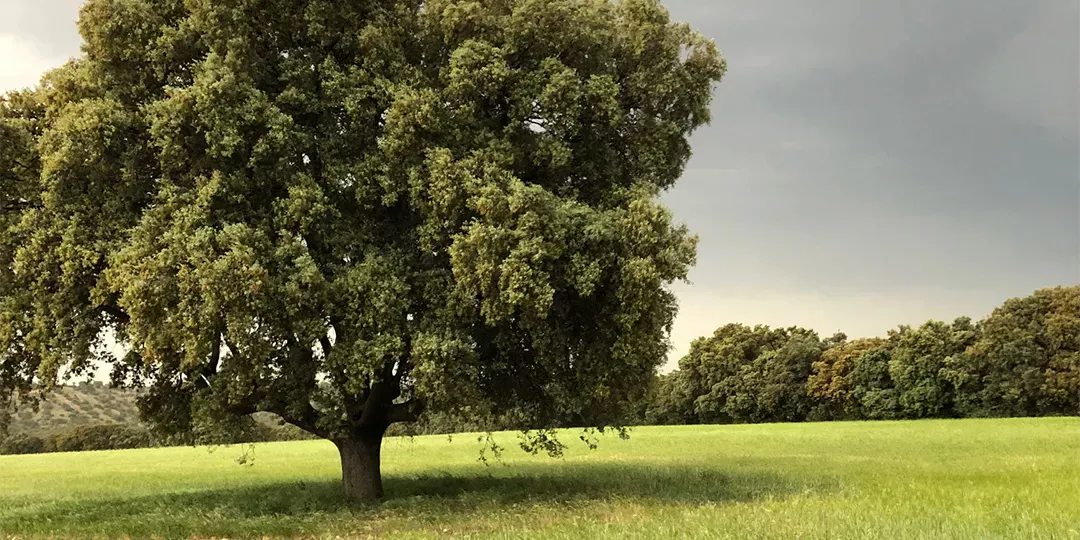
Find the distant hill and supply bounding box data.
[7,383,143,435]
[6,384,307,440]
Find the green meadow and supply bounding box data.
[1,418,1077,539]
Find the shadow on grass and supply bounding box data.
[2,462,833,537]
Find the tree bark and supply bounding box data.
[334,425,388,501]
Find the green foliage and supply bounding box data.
[945,286,1080,417]
[642,371,694,425]
[807,337,887,420]
[663,324,827,424]
[848,346,901,420]
[653,286,1079,424]
[0,2,724,494]
[0,432,46,455]
[887,317,977,418]
[47,424,156,453]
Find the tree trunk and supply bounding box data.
[334,425,387,501]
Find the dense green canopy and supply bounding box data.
[649,286,1079,425]
[659,324,840,424]
[0,0,724,499]
[947,286,1080,417]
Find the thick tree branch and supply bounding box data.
[193,331,223,392]
[212,338,328,439]
[216,377,329,439]
[357,334,416,428]
[395,355,414,382]
[224,331,331,440]
[319,336,333,359]
[358,361,399,427]
[209,334,221,373]
[281,406,328,439]
[223,401,257,416]
[385,399,426,424]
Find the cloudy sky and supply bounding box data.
[2,1,1077,370]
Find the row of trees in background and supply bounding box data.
[645,286,1080,424]
[0,415,315,456]
[3,285,1074,455]
[0,424,156,455]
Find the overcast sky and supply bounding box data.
[2,1,1078,370]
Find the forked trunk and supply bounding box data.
[335,425,387,501]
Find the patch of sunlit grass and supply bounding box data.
[1,417,1077,539]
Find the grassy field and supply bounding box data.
[1,418,1077,539]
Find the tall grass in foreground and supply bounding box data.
[1,417,1077,539]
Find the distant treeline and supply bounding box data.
[0,415,315,456]
[3,286,1075,455]
[643,286,1079,425]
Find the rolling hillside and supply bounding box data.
[6,384,300,441]
[7,384,142,435]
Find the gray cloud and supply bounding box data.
[0,0,85,56]
[1,0,1077,369]
[659,0,1078,362]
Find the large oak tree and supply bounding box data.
[0,0,724,499]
